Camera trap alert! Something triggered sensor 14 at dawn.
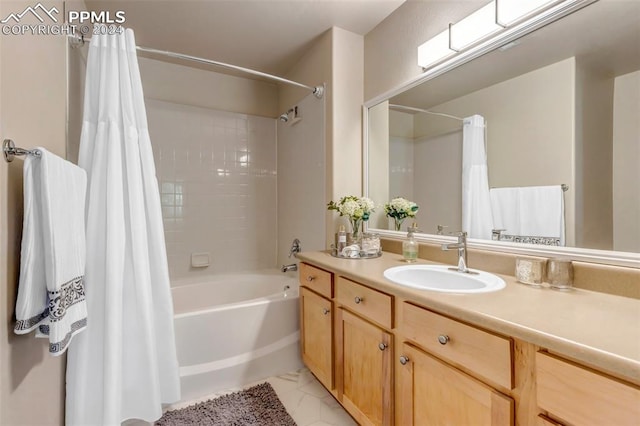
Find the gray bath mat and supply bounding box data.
[155,382,297,425]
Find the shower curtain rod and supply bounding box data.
[68,34,324,99]
[389,104,464,122]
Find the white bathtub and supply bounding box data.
[172,270,303,401]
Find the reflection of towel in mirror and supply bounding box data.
[490,185,565,245]
[14,148,88,356]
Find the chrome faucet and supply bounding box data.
[441,232,472,273]
[281,263,298,273]
[289,238,301,258]
[491,229,506,241]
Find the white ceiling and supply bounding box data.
[85,0,406,76]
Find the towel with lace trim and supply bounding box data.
[14,148,88,355]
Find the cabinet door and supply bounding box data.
[398,343,514,426]
[336,308,392,426]
[300,287,333,390]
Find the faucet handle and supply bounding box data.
[491,229,505,241]
[450,231,467,237]
[289,238,301,258]
[455,231,467,242]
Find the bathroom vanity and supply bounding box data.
[297,251,640,426]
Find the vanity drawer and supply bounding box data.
[336,277,392,329]
[299,263,333,298]
[536,351,640,426]
[401,302,513,389]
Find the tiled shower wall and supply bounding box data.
[146,99,277,281]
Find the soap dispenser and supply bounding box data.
[403,222,419,262]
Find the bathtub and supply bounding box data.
[172,270,303,401]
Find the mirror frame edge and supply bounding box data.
[362,0,640,268]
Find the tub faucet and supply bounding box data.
[441,232,472,273]
[281,263,298,273]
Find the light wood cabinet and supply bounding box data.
[536,351,640,426]
[401,302,513,390]
[336,307,392,426]
[297,260,639,426]
[398,343,514,426]
[299,262,333,298]
[336,276,393,328]
[300,287,333,390]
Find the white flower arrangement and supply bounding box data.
[328,195,376,239]
[327,195,375,222]
[384,197,419,231]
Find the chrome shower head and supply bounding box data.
[279,113,289,123]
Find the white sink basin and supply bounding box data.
[383,264,506,293]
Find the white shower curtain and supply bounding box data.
[462,115,493,240]
[66,28,180,425]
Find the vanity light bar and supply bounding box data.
[496,0,561,27]
[417,0,583,70]
[450,2,503,52]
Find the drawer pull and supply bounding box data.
[399,356,410,365]
[306,275,315,282]
[438,334,450,345]
[354,296,364,304]
[322,308,330,315]
[378,343,388,351]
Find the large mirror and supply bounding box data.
[365,0,640,258]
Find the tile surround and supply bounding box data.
[146,99,277,280]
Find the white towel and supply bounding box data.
[490,185,565,245]
[14,148,88,356]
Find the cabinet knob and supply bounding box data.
[378,342,388,351]
[354,296,364,304]
[399,356,410,365]
[306,276,315,282]
[438,334,450,345]
[322,308,330,315]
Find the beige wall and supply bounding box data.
[414,131,463,235]
[1,17,3,422]
[279,30,332,247]
[277,93,326,265]
[613,70,640,252]
[364,0,484,101]
[279,30,332,116]
[0,1,68,424]
[389,109,414,139]
[574,61,614,250]
[368,101,390,229]
[139,58,279,118]
[67,42,87,165]
[331,27,364,200]
[279,27,364,247]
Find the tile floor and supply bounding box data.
[149,368,357,426]
[264,368,357,426]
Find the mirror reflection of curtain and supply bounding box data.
[462,115,493,239]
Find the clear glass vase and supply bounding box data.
[393,217,405,232]
[349,218,363,243]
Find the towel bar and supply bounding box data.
[491,183,569,192]
[3,139,41,163]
